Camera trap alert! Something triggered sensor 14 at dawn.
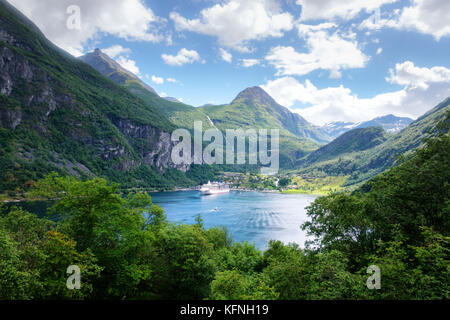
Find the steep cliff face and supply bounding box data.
[113,119,188,172]
[0,45,67,131]
[0,0,188,193]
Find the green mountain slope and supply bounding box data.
[124,81,214,131]
[80,49,213,131]
[0,0,208,194]
[297,97,450,185]
[302,126,389,165]
[201,87,331,143]
[80,53,327,168]
[199,87,332,168]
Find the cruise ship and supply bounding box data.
[200,181,230,195]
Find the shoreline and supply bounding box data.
[1,186,326,203]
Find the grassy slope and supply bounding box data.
[200,99,323,169]
[125,81,214,131]
[295,97,450,186]
[80,49,213,131]
[281,175,349,195]
[201,99,329,142]
[301,126,389,165]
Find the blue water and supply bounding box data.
[149,190,317,250]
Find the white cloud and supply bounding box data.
[170,0,294,52]
[240,59,260,67]
[151,75,164,85]
[265,24,369,78]
[296,22,338,33]
[262,61,450,125]
[167,78,178,83]
[102,45,131,59]
[8,0,167,56]
[100,45,140,76]
[219,48,232,63]
[376,47,383,55]
[360,0,450,40]
[162,48,202,66]
[386,61,450,89]
[159,92,168,98]
[116,56,140,75]
[297,0,398,21]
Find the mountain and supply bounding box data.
[322,115,413,139]
[80,49,213,131]
[80,48,157,94]
[355,114,413,132]
[0,0,207,194]
[320,121,359,139]
[301,127,388,166]
[297,97,450,185]
[163,96,181,103]
[201,87,331,143]
[199,87,334,168]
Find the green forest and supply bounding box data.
[1,114,448,300]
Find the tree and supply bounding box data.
[0,208,101,299]
[210,270,278,300]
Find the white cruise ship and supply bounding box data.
[200,181,230,195]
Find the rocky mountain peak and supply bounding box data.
[80,49,157,94]
[232,86,278,106]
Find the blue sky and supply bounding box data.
[9,0,450,125]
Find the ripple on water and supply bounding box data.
[149,190,317,250]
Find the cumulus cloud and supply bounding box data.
[240,59,261,67]
[167,78,178,83]
[219,48,232,63]
[116,56,140,75]
[151,75,164,85]
[265,24,368,78]
[261,61,450,125]
[162,48,202,66]
[359,0,450,40]
[386,61,450,89]
[102,45,131,59]
[8,0,167,56]
[170,0,294,52]
[297,0,398,21]
[101,45,140,76]
[376,47,383,55]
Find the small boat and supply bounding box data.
[200,181,230,195]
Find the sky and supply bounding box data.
[7,0,450,125]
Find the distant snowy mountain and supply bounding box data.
[320,121,360,138]
[355,114,413,133]
[321,115,413,139]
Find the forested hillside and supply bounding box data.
[80,49,214,131]
[296,97,450,186]
[1,112,448,300]
[0,0,217,195]
[200,87,329,168]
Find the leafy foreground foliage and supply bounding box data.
[0,116,448,299]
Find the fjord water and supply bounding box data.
[150,191,317,250]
